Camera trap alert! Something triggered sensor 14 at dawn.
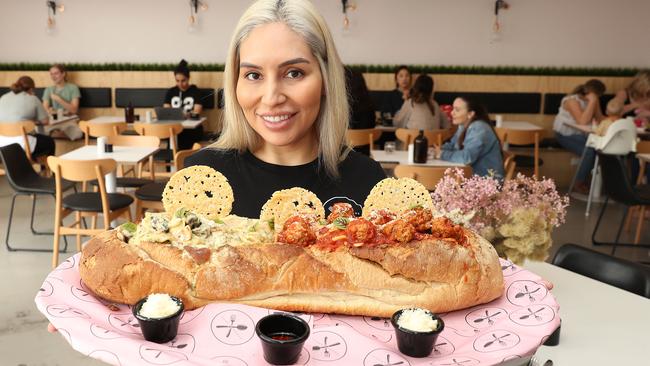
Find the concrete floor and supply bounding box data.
[0,171,648,365]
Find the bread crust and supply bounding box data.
[79,226,503,317]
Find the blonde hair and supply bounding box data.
[628,70,650,102]
[212,0,349,178]
[606,98,623,116]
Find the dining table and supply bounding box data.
[59,145,159,193]
[371,149,465,167]
[88,115,206,129]
[524,260,650,365]
[499,120,543,131]
[37,114,79,135]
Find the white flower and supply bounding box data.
[433,208,476,226]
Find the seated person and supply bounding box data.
[552,79,605,193]
[393,74,448,131]
[594,98,624,136]
[611,70,650,122]
[42,63,83,140]
[345,67,375,130]
[380,65,412,118]
[0,76,55,157]
[164,59,204,150]
[436,96,504,178]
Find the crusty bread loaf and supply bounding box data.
[79,226,503,317]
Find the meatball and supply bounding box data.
[346,218,376,245]
[402,207,433,232]
[277,216,316,246]
[366,209,396,226]
[327,202,355,223]
[382,219,415,244]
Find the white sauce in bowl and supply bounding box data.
[397,308,439,332]
[139,294,181,319]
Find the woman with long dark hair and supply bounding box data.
[437,96,504,178]
[393,74,448,130]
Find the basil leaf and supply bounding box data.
[120,222,137,234]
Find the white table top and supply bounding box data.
[524,260,650,365]
[564,121,649,136]
[637,153,650,163]
[49,114,79,125]
[59,145,158,164]
[88,115,205,129]
[499,121,543,131]
[371,149,465,167]
[374,125,398,132]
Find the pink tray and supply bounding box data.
[36,255,559,365]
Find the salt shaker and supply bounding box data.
[97,136,106,154]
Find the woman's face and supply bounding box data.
[451,98,474,125]
[395,69,411,90]
[236,22,323,151]
[49,67,65,84]
[175,73,190,91]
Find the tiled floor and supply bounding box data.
[0,173,648,365]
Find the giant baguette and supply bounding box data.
[79,224,503,317]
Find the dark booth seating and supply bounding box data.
[434,92,542,114]
[115,88,216,109]
[1,86,112,108]
[543,93,615,115]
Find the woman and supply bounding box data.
[553,79,605,192]
[380,65,412,117]
[611,70,650,121]
[0,76,55,157]
[185,0,386,218]
[42,63,83,140]
[393,74,448,131]
[163,59,205,150]
[437,96,504,178]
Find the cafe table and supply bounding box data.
[499,121,543,131]
[564,121,650,138]
[524,260,650,365]
[37,114,79,135]
[59,145,159,193]
[371,149,465,167]
[88,115,205,129]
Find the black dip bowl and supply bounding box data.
[391,308,445,358]
[255,313,310,365]
[132,295,184,344]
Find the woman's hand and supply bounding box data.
[434,144,442,159]
[47,323,57,333]
[585,92,599,103]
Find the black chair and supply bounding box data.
[0,144,74,252]
[552,244,650,298]
[592,153,650,254]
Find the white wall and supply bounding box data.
[0,0,648,67]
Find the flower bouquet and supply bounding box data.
[431,168,569,264]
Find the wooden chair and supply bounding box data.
[78,120,127,145]
[0,120,48,173]
[48,156,134,268]
[134,143,201,221]
[395,128,449,149]
[625,140,650,244]
[503,151,517,181]
[394,164,472,191]
[495,127,541,179]
[346,128,382,150]
[133,122,183,176]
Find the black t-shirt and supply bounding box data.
[185,148,387,218]
[164,85,203,113]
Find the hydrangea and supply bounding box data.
[431,169,569,264]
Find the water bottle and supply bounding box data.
[413,130,428,163]
[124,102,135,123]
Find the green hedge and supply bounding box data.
[0,62,642,76]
